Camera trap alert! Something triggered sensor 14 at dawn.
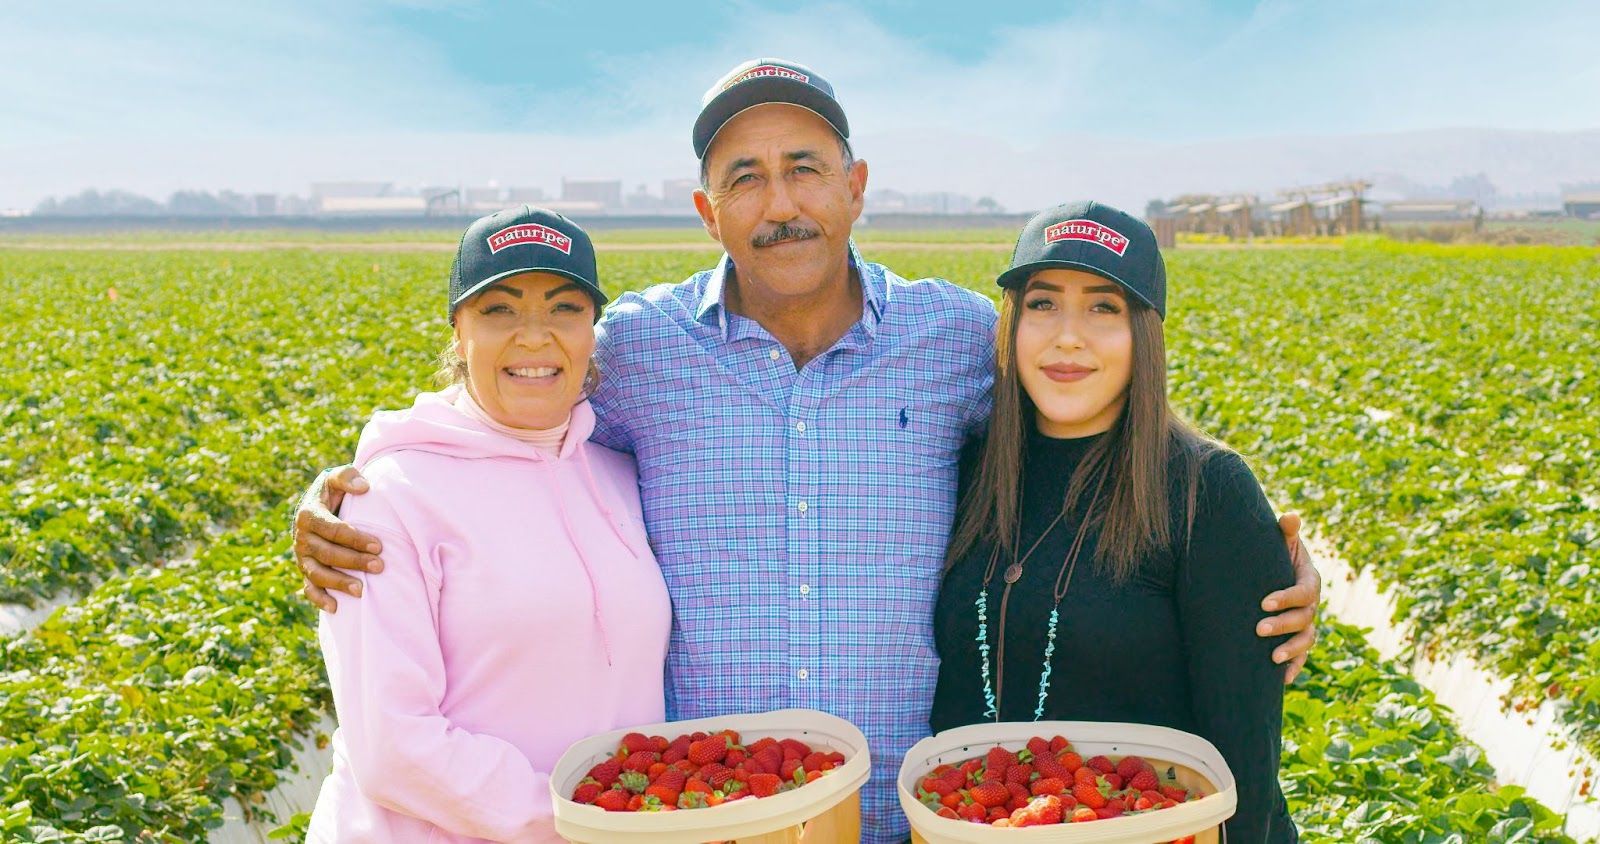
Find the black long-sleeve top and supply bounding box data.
[932,428,1298,843]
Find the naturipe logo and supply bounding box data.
[487,223,572,255]
[724,64,810,90]
[1045,220,1130,256]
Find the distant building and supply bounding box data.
[624,184,660,211]
[311,182,393,200]
[253,194,277,216]
[661,178,699,211]
[318,196,427,215]
[865,189,977,215]
[561,179,622,211]
[1381,200,1483,223]
[465,186,504,213]
[506,187,546,203]
[1563,192,1600,219]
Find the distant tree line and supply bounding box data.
[33,189,258,216]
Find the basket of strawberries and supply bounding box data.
[550,708,871,843]
[898,721,1236,843]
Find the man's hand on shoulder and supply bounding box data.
[291,465,384,613]
[1256,513,1321,684]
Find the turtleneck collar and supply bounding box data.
[452,387,570,456]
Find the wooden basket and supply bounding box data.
[550,708,871,843]
[899,721,1236,843]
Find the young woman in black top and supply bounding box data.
[931,201,1298,842]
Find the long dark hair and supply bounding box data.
[946,284,1219,582]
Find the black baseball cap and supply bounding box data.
[448,206,604,322]
[996,200,1167,319]
[693,58,849,159]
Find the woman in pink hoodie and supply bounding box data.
[307,207,671,842]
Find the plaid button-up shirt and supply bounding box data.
[589,245,995,842]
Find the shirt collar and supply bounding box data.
[694,240,887,340]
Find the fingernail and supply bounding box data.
[366,543,381,553]
[1257,622,1272,636]
[1274,650,1287,663]
[353,480,369,492]
[351,584,362,597]
[1263,600,1278,611]
[368,560,384,573]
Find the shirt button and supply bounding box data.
[769,348,781,361]
[795,421,807,433]
[799,583,811,596]
[797,500,808,513]
[797,668,809,680]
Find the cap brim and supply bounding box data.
[694,77,849,158]
[451,267,608,311]
[995,260,1161,316]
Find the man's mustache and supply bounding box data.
[751,221,820,248]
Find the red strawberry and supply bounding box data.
[747,773,782,798]
[594,788,630,812]
[940,791,963,809]
[1006,782,1030,804]
[654,768,687,792]
[1026,736,1052,759]
[1160,785,1189,802]
[969,781,1010,808]
[1073,766,1099,786]
[1094,805,1121,819]
[617,771,649,794]
[1073,778,1109,809]
[779,738,812,759]
[1049,735,1070,753]
[645,783,679,804]
[622,751,658,773]
[802,751,830,773]
[936,806,960,820]
[921,774,956,797]
[1134,796,1154,811]
[1060,751,1084,774]
[779,758,803,781]
[958,801,987,822]
[1086,755,1115,775]
[1142,789,1165,804]
[688,736,729,766]
[1033,753,1069,780]
[586,759,623,788]
[1115,755,1149,780]
[652,735,670,752]
[827,751,846,766]
[724,748,747,766]
[701,763,735,789]
[1129,769,1160,791]
[753,746,784,775]
[685,778,712,794]
[572,781,603,804]
[1070,805,1098,822]
[985,746,1019,774]
[1009,794,1064,827]
[1004,763,1033,786]
[988,806,1010,822]
[1106,797,1127,813]
[620,732,654,755]
[746,737,778,754]
[1030,777,1065,796]
[1104,773,1123,790]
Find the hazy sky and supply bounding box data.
[3,0,1597,209]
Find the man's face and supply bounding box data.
[693,103,867,301]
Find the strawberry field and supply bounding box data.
[1,239,1595,842]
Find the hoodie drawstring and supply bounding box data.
[538,446,615,667]
[576,442,642,560]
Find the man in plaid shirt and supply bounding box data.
[294,58,1323,842]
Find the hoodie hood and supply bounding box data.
[354,384,597,469]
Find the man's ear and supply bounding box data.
[693,188,721,243]
[847,157,869,223]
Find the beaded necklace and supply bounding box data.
[975,466,1108,721]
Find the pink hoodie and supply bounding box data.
[307,385,670,843]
